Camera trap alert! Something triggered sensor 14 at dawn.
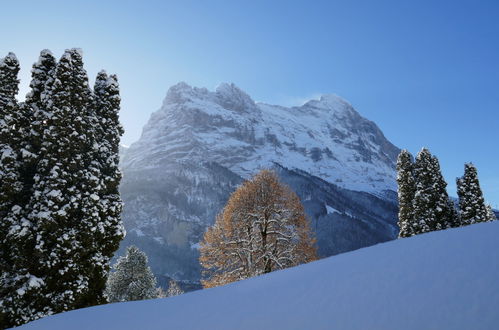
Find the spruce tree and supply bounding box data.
[412,148,457,234]
[396,150,416,238]
[457,163,490,225]
[105,246,160,302]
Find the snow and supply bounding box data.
[19,221,499,330]
[325,204,340,214]
[122,82,399,194]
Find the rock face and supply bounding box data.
[119,82,400,284]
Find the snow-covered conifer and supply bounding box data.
[166,280,184,297]
[412,148,456,235]
[0,52,25,329]
[105,246,160,302]
[19,49,91,319]
[24,50,56,167]
[0,52,22,222]
[396,150,416,238]
[82,70,125,305]
[486,205,496,221]
[430,155,459,229]
[457,163,490,225]
[1,49,125,327]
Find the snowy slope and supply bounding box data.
[20,222,499,330]
[117,82,400,283]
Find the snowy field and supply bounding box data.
[19,221,499,330]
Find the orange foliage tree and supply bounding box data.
[200,169,317,288]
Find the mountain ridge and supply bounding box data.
[118,82,400,283]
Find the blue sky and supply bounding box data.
[2,0,498,205]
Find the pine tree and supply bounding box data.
[396,150,416,238]
[105,246,160,302]
[166,280,184,297]
[412,148,457,235]
[200,170,317,288]
[457,163,490,225]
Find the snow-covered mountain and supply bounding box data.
[123,82,398,192]
[118,82,400,284]
[20,221,499,330]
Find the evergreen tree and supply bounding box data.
[396,150,416,238]
[24,50,57,172]
[0,52,25,328]
[166,280,184,297]
[16,49,92,320]
[0,49,125,327]
[457,163,490,225]
[485,205,496,221]
[412,148,457,234]
[105,246,160,302]
[430,155,460,229]
[82,70,125,306]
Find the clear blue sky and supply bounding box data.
[2,0,498,206]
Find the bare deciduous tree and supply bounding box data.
[200,170,317,288]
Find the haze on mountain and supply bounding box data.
[119,82,401,285]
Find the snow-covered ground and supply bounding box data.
[20,221,499,330]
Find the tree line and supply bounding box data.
[397,148,496,238]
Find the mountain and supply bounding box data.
[20,221,499,330]
[118,82,400,284]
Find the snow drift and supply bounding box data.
[19,221,499,330]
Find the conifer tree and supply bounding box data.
[430,155,460,229]
[412,148,456,234]
[17,50,91,320]
[83,70,125,306]
[485,205,497,221]
[396,150,416,238]
[0,49,125,327]
[24,50,57,170]
[457,163,490,225]
[0,52,22,235]
[0,52,25,328]
[166,280,184,297]
[105,246,160,302]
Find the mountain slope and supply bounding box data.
[118,82,400,283]
[20,222,499,330]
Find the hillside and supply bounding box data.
[20,221,499,330]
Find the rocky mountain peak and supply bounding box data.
[214,82,256,112]
[118,82,401,283]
